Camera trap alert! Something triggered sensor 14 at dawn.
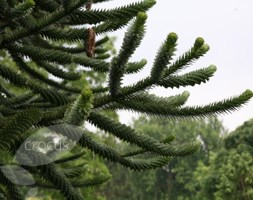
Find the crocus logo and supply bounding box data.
[0,124,83,199]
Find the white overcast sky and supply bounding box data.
[95,0,253,131]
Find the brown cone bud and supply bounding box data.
[86,3,92,11]
[85,28,96,58]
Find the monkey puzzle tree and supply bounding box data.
[0,0,252,199]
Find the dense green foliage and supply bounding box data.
[0,0,252,199]
[101,117,253,200]
[100,116,225,200]
[201,119,253,200]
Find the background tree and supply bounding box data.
[102,117,253,200]
[100,116,226,200]
[197,119,253,200]
[0,0,252,199]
